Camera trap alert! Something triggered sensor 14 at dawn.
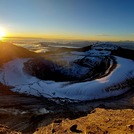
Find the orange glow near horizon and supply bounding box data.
[3,32,134,42]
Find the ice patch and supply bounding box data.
[0,57,134,101]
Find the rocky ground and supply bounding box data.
[34,108,134,134]
[0,124,21,134]
[0,84,134,134]
[33,88,134,134]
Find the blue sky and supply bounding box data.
[0,0,134,41]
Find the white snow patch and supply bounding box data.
[0,57,134,101]
[92,43,119,50]
[36,108,50,115]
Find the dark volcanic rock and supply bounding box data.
[24,58,64,81]
[24,57,88,81]
[74,56,111,79]
[111,47,134,60]
[23,55,111,82]
[70,124,82,133]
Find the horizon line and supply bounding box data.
[3,36,134,42]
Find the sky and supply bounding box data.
[0,0,134,41]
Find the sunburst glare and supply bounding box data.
[0,27,6,40]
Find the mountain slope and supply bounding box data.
[0,42,37,66]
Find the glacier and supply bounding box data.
[0,56,134,101]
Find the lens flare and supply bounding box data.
[0,27,6,40]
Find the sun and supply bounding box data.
[0,27,6,40]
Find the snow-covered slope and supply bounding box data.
[0,56,134,101]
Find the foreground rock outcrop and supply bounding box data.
[34,108,134,134]
[0,124,21,134]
